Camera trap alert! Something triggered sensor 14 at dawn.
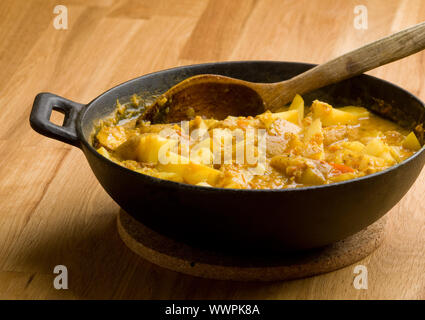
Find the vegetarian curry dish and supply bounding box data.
[93,94,422,189]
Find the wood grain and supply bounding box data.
[0,0,424,299]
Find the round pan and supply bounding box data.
[30,61,425,252]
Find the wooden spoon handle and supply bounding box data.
[268,22,425,108]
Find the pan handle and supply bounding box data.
[30,93,84,147]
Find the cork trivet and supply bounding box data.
[117,210,386,281]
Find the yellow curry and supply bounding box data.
[93,94,422,189]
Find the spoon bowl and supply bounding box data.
[141,74,265,123]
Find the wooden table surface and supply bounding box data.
[1,0,424,299]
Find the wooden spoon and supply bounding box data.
[141,22,425,124]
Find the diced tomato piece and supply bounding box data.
[328,162,355,173]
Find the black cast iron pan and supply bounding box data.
[30,61,425,252]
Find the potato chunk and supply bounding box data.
[402,132,421,151]
[273,110,299,125]
[365,138,396,165]
[96,126,127,150]
[190,147,213,165]
[303,118,325,160]
[300,167,326,185]
[359,154,388,173]
[270,155,308,178]
[184,163,222,185]
[289,94,304,124]
[311,100,358,126]
[157,152,222,186]
[115,133,178,163]
[365,138,387,157]
[304,118,323,142]
[339,106,370,118]
[97,147,114,161]
[342,141,365,153]
[140,134,179,163]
